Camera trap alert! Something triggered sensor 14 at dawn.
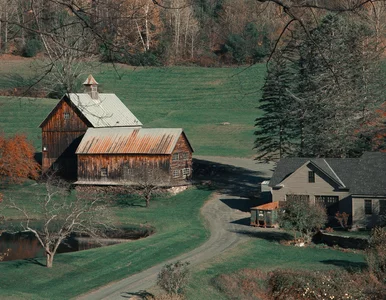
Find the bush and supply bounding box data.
[278,196,327,243]
[212,269,269,300]
[157,261,190,295]
[366,227,386,283]
[22,39,42,57]
[268,269,373,300]
[212,268,385,300]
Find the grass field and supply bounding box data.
[0,59,266,157]
[184,238,365,299]
[0,184,212,299]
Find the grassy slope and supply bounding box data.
[0,185,212,299]
[0,62,266,157]
[185,239,365,299]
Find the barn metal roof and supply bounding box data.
[67,93,142,127]
[76,127,193,155]
[39,93,142,128]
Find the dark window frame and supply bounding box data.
[63,112,70,120]
[101,168,108,177]
[308,171,315,183]
[172,153,179,161]
[365,199,372,215]
[172,169,180,178]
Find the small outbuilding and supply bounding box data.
[250,202,282,228]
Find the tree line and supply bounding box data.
[255,13,386,160]
[1,1,385,67]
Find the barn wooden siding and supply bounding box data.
[78,154,171,184]
[41,98,90,178]
[77,133,193,186]
[170,134,193,180]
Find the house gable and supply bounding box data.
[272,161,350,204]
[280,162,340,191]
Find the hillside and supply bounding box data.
[0,62,266,157]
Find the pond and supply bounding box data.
[0,227,154,262]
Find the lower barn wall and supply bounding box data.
[77,154,191,186]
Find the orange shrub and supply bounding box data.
[0,134,40,184]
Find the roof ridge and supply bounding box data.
[323,159,346,188]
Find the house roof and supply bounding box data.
[76,127,193,155]
[269,152,386,196]
[39,93,142,128]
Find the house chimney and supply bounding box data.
[83,74,99,100]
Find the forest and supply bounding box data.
[0,1,385,67]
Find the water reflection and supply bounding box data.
[0,227,153,262]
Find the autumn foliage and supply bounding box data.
[0,134,40,184]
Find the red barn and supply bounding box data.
[39,75,193,186]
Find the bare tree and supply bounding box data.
[126,167,169,208]
[1,176,114,268]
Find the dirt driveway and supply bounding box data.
[77,156,275,300]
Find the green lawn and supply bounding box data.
[0,63,266,157]
[0,184,212,299]
[185,238,365,299]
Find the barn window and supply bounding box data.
[101,168,108,177]
[123,165,133,178]
[182,168,190,176]
[365,200,372,215]
[308,171,315,183]
[63,112,70,120]
[172,153,179,161]
[173,170,180,178]
[180,152,189,160]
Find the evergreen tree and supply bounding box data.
[254,54,296,161]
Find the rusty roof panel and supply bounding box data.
[76,127,185,154]
[251,201,282,211]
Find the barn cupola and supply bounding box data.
[83,74,99,100]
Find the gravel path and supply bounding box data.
[77,157,274,300]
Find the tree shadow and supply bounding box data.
[231,217,251,226]
[193,158,273,202]
[232,229,293,243]
[120,290,155,299]
[220,198,254,212]
[12,257,46,268]
[34,152,42,166]
[319,260,367,272]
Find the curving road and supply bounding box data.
[77,157,274,300]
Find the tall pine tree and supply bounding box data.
[254,54,296,161]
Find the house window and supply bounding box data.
[286,194,309,202]
[365,200,372,215]
[180,152,189,160]
[172,153,179,161]
[308,171,315,183]
[182,168,190,176]
[63,112,70,120]
[379,200,386,215]
[173,170,180,178]
[315,195,339,216]
[101,168,108,177]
